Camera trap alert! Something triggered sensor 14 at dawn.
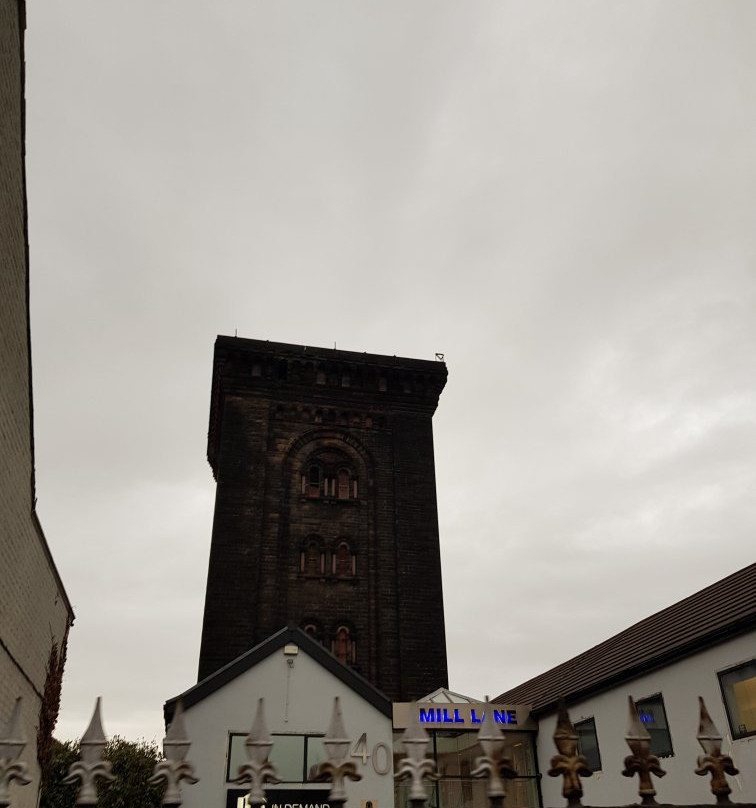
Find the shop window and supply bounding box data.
[393,729,540,808]
[635,695,673,758]
[332,626,355,665]
[719,659,756,739]
[227,733,325,783]
[575,717,601,771]
[332,542,355,577]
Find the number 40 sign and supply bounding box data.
[349,734,391,776]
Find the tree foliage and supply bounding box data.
[40,736,164,808]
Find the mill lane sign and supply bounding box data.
[392,702,536,731]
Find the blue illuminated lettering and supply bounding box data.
[419,708,435,723]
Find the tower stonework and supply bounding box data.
[198,336,448,701]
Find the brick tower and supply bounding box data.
[197,336,448,701]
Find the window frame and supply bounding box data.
[226,732,325,783]
[718,659,756,740]
[574,716,602,772]
[635,694,673,758]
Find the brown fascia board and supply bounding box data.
[496,613,756,718]
[164,625,392,728]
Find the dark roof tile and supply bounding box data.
[495,563,756,715]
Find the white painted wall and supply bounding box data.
[535,633,755,806]
[180,646,394,808]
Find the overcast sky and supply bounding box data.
[24,1,756,742]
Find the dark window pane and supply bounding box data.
[575,718,601,772]
[635,695,673,758]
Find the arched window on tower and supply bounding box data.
[332,542,355,577]
[300,540,324,576]
[337,468,351,500]
[302,622,320,640]
[301,453,358,501]
[332,626,355,665]
[304,465,321,498]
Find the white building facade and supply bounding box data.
[497,563,756,806]
[167,627,395,808]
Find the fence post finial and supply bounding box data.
[547,701,592,808]
[694,696,739,804]
[621,695,665,806]
[63,697,115,806]
[311,697,361,808]
[232,698,279,808]
[149,700,199,807]
[395,702,437,808]
[0,698,31,808]
[472,699,517,808]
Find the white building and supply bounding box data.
[497,562,756,806]
[166,627,394,808]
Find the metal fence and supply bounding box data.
[0,694,752,808]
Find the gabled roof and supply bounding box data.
[495,562,756,715]
[164,626,393,725]
[420,688,483,704]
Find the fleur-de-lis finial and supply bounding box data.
[149,700,199,806]
[63,698,115,805]
[395,703,437,808]
[621,696,665,806]
[0,698,31,808]
[471,700,517,808]
[232,699,280,808]
[694,697,739,804]
[547,701,592,808]
[312,698,361,808]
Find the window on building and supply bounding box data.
[575,717,601,771]
[306,465,321,498]
[332,542,355,577]
[227,733,325,783]
[719,659,756,740]
[635,694,673,757]
[300,541,323,576]
[301,455,358,500]
[393,729,540,808]
[337,468,351,500]
[332,626,355,665]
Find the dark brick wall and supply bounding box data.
[198,337,448,700]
